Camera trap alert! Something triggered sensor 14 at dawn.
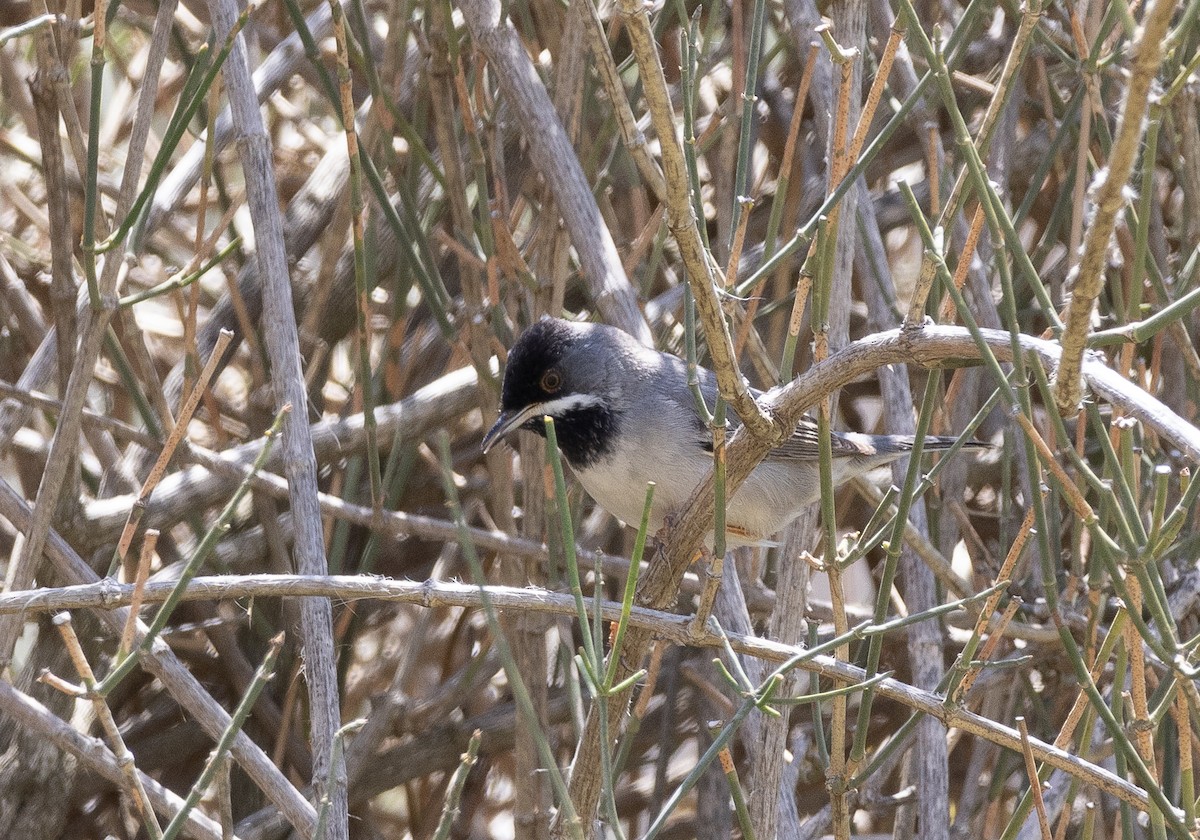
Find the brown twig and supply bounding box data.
[1052,0,1177,412]
[51,613,162,838]
[0,571,1174,820]
[115,329,233,564]
[1017,716,1053,840]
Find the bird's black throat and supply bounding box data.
[526,404,619,469]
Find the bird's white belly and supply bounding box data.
[573,438,707,535]
[572,439,822,546]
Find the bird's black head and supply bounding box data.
[482,318,621,467]
[498,318,579,423]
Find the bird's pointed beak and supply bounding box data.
[482,393,601,453]
[481,412,513,454]
[481,405,540,454]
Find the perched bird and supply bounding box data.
[482,317,985,546]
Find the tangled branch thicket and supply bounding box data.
[1,0,1200,836]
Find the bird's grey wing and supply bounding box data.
[766,417,878,461]
[679,361,892,462]
[688,365,827,456]
[686,361,775,437]
[654,354,721,449]
[681,361,875,462]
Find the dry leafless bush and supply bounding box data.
[1,0,1200,837]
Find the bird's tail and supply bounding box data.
[869,434,991,454]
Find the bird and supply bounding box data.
[481,317,987,547]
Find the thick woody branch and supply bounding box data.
[663,324,1200,582]
[201,0,345,831]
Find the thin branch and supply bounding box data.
[0,478,318,836]
[1052,0,1176,412]
[611,0,777,440]
[0,571,1173,821]
[0,679,232,840]
[454,0,651,344]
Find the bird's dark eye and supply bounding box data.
[541,369,562,392]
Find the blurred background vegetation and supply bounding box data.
[1,0,1199,837]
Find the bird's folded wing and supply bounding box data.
[766,418,878,461]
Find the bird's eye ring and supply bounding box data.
[541,369,562,392]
